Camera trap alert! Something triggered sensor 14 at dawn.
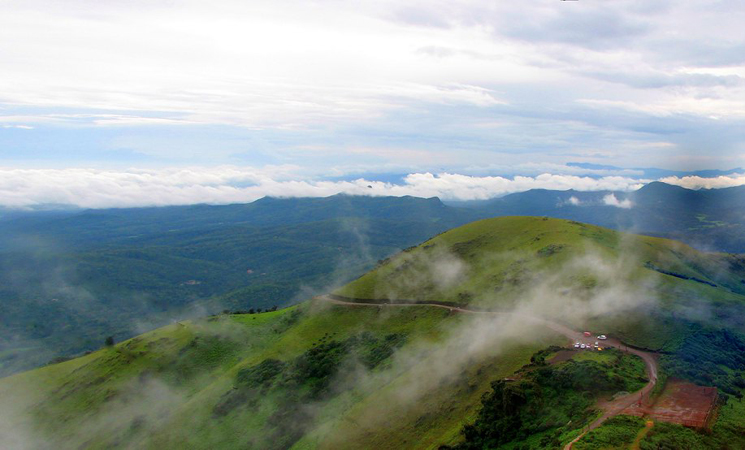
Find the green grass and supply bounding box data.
[573,415,646,450]
[1,299,564,450]
[4,216,745,449]
[572,350,616,364]
[336,217,745,352]
[309,338,565,450]
[445,348,649,450]
[576,388,745,450]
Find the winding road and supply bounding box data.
[317,295,659,449]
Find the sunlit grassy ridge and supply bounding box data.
[338,216,745,304]
[3,216,745,449]
[336,217,745,349]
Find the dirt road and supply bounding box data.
[318,295,658,449]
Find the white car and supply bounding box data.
[597,335,607,340]
[580,344,586,349]
[574,342,580,348]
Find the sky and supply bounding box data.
[1,0,744,207]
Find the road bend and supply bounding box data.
[317,295,658,450]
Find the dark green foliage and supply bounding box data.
[460,380,532,448]
[450,236,489,258]
[105,336,114,347]
[283,331,406,397]
[452,348,648,449]
[537,244,565,257]
[354,332,406,369]
[645,262,717,287]
[223,306,278,315]
[529,345,564,365]
[286,340,350,396]
[661,328,745,397]
[236,359,285,389]
[573,415,645,449]
[639,422,708,450]
[533,360,628,394]
[212,331,407,444]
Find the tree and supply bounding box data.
[105,336,115,347]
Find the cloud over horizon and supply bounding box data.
[0,166,656,209]
[660,174,745,190]
[2,165,745,210]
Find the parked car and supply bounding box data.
[580,344,586,349]
[574,342,580,348]
[597,335,607,340]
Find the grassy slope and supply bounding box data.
[0,300,563,450]
[4,217,745,449]
[336,217,745,350]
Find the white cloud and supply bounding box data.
[0,0,743,170]
[0,0,742,130]
[567,196,581,206]
[0,166,650,209]
[0,0,515,130]
[602,193,633,209]
[660,174,745,190]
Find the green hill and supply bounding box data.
[3,217,745,449]
[337,216,745,351]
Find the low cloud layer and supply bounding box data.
[660,174,745,190]
[0,167,653,209]
[602,193,634,209]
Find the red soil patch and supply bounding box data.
[621,380,718,429]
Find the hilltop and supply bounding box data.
[2,217,745,449]
[474,182,745,252]
[338,217,745,348]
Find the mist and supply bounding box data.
[275,227,665,447]
[0,217,735,449]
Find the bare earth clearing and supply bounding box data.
[622,380,718,429]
